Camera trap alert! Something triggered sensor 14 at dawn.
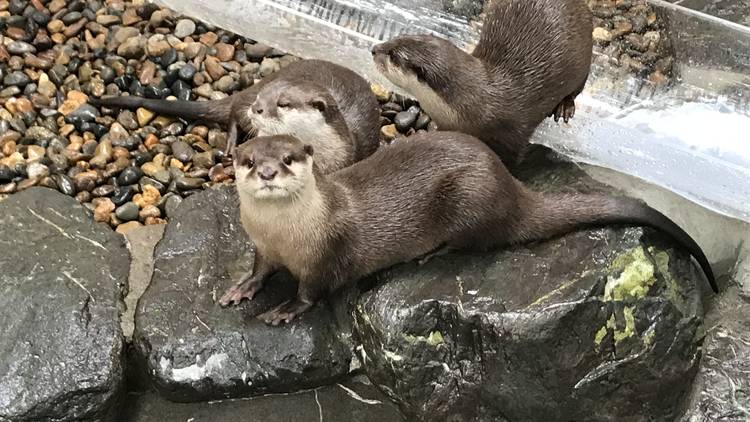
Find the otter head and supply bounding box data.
[371,34,470,127]
[234,135,315,201]
[249,80,336,137]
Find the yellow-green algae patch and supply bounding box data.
[404,331,445,346]
[613,306,636,343]
[604,246,656,301]
[594,307,638,348]
[651,247,688,313]
[643,329,656,346]
[594,326,608,346]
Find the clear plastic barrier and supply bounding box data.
[153,0,750,221]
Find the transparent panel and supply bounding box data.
[154,0,750,221]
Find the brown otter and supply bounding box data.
[89,59,381,169]
[370,0,593,168]
[219,132,717,325]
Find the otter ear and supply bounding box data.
[303,144,314,156]
[309,98,327,112]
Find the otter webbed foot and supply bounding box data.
[219,272,265,306]
[551,96,576,123]
[257,299,314,325]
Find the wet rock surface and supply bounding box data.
[133,185,351,402]
[121,375,404,422]
[682,282,750,420]
[353,149,706,421]
[0,187,128,422]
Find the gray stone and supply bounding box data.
[3,71,31,87]
[25,125,57,142]
[170,140,194,162]
[26,162,49,179]
[173,19,196,39]
[354,146,706,422]
[259,58,280,77]
[7,41,36,55]
[118,36,146,59]
[120,376,404,422]
[133,185,351,401]
[162,193,182,218]
[122,225,166,340]
[116,201,140,221]
[0,187,127,421]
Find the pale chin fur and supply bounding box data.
[377,57,459,129]
[248,108,351,173]
[235,158,313,201]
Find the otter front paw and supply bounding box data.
[551,96,576,123]
[257,299,313,326]
[218,281,263,307]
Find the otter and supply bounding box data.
[219,132,716,325]
[370,0,593,168]
[89,59,381,168]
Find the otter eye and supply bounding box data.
[282,155,292,166]
[278,101,290,108]
[246,159,255,168]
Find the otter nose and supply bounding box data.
[251,103,263,115]
[371,43,388,56]
[258,167,277,181]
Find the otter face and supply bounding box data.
[234,135,315,200]
[371,34,459,92]
[371,35,463,128]
[249,81,330,138]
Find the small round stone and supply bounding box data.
[52,174,76,196]
[176,176,204,190]
[112,185,134,206]
[394,106,420,133]
[173,19,196,39]
[115,201,140,221]
[117,166,143,185]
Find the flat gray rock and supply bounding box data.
[133,185,351,402]
[121,375,404,422]
[353,146,707,421]
[0,187,128,422]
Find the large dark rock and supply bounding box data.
[681,283,750,420]
[121,375,405,422]
[353,146,706,421]
[0,187,128,422]
[133,185,351,402]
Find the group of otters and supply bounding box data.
[92,0,717,325]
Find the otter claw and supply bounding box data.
[219,283,261,307]
[257,300,313,326]
[552,96,576,123]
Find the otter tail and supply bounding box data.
[89,95,234,125]
[512,192,717,293]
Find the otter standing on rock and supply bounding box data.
[219,132,716,325]
[371,0,593,167]
[90,59,381,170]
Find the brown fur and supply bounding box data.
[90,59,381,170]
[221,132,716,325]
[371,0,593,168]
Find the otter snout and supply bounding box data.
[371,44,385,56]
[371,44,391,69]
[258,166,278,181]
[251,102,264,115]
